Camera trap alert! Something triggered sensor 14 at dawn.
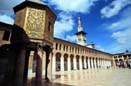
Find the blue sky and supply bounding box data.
[0,0,131,53]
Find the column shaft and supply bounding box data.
[79,57,83,70]
[60,54,64,71]
[68,57,71,71]
[91,58,94,69]
[84,57,87,69]
[35,50,43,85]
[52,53,56,75]
[94,58,97,69]
[15,48,26,86]
[73,56,77,70]
[88,57,90,69]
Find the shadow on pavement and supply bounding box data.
[27,77,74,86]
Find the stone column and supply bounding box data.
[68,56,71,71]
[103,59,105,68]
[73,56,77,70]
[96,58,99,68]
[42,52,46,78]
[97,58,100,68]
[88,57,90,69]
[15,48,26,86]
[110,60,112,67]
[79,56,83,70]
[94,58,97,69]
[106,60,108,68]
[105,60,107,68]
[106,60,109,67]
[42,46,52,81]
[35,50,43,85]
[86,58,88,69]
[47,51,53,81]
[23,50,30,86]
[102,59,104,68]
[60,54,64,71]
[103,59,106,68]
[91,58,94,69]
[99,58,101,68]
[101,58,103,68]
[84,57,87,69]
[122,56,126,68]
[108,60,110,68]
[52,53,56,75]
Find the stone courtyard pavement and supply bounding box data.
[28,68,131,86]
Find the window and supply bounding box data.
[59,44,61,50]
[3,31,10,41]
[48,22,51,32]
[66,46,68,52]
[63,45,66,51]
[56,43,58,50]
[78,38,81,41]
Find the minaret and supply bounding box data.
[76,16,87,46]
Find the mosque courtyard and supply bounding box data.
[28,68,131,86]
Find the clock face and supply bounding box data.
[25,8,45,39]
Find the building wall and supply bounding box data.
[51,38,113,73]
[0,22,12,46]
[0,22,114,80]
[114,52,131,68]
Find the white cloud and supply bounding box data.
[46,0,99,42]
[0,0,24,14]
[45,0,98,13]
[54,12,75,39]
[109,17,131,31]
[0,14,14,25]
[112,28,131,45]
[65,35,76,43]
[101,0,131,18]
[0,0,25,25]
[105,7,131,53]
[95,45,106,52]
[0,0,24,10]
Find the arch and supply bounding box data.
[82,56,84,69]
[70,54,74,70]
[55,43,58,50]
[64,53,68,71]
[55,52,61,71]
[92,57,95,68]
[76,55,80,70]
[90,57,93,69]
[63,45,66,51]
[95,57,98,68]
[119,59,124,68]
[115,59,119,67]
[86,56,88,69]
[59,44,61,50]
[66,46,68,52]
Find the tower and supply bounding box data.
[76,16,87,46]
[14,0,56,46]
[12,0,56,85]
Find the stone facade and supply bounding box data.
[113,50,131,68]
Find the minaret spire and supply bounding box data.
[75,16,87,46]
[78,16,83,32]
